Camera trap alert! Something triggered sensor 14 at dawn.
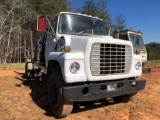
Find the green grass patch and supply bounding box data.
[148,60,160,63]
[146,60,160,67]
[0,63,25,70]
[105,109,111,114]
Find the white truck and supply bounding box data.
[113,29,151,73]
[25,12,146,117]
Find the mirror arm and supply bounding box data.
[46,16,56,36]
[45,31,56,37]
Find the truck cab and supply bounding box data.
[113,29,147,65]
[25,12,146,117]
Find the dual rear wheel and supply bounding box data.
[25,62,33,79]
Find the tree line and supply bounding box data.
[0,0,69,63]
[0,0,158,63]
[145,42,160,60]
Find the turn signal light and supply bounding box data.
[64,46,71,52]
[136,50,140,55]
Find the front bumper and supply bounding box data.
[63,79,146,101]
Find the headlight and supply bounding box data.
[135,61,141,70]
[70,62,80,74]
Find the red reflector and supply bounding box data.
[37,16,46,31]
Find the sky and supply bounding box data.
[71,0,160,43]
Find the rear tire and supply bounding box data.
[25,62,33,79]
[48,72,73,118]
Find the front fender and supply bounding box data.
[131,54,143,76]
[49,52,87,83]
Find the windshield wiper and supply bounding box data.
[77,30,92,36]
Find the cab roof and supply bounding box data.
[120,29,143,35]
[58,12,104,22]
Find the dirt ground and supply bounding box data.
[0,61,160,120]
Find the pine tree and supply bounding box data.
[113,13,126,31]
[97,0,111,27]
[81,0,112,27]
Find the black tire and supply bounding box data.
[25,62,33,79]
[48,72,73,118]
[114,92,137,103]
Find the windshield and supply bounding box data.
[129,33,146,50]
[58,13,107,36]
[119,34,129,41]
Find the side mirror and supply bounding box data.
[37,16,46,31]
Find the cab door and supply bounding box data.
[45,17,58,64]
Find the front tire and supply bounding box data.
[48,72,73,118]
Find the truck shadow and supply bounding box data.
[22,79,54,117]
[72,99,116,114]
[15,71,121,118]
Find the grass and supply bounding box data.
[0,60,159,70]
[0,63,25,70]
[146,60,160,67]
[105,109,111,114]
[148,60,160,63]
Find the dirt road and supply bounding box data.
[0,62,160,120]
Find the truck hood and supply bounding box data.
[62,35,132,53]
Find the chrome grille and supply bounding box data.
[90,43,132,76]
